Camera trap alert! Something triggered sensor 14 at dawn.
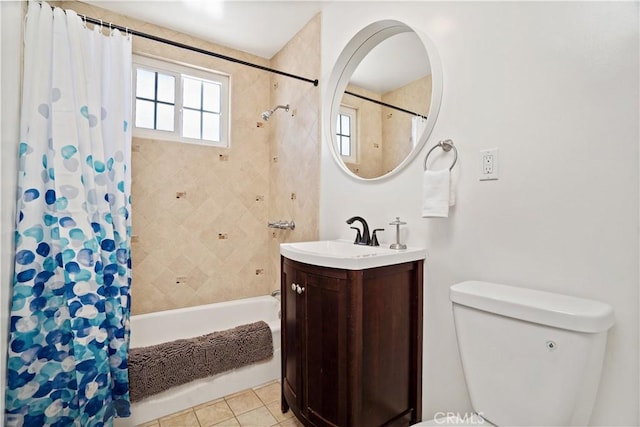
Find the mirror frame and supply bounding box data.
[324,20,443,181]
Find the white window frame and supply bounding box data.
[133,55,230,147]
[337,105,358,164]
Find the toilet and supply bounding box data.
[416,281,615,426]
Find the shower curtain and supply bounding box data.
[5,2,132,426]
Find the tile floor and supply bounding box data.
[137,381,304,427]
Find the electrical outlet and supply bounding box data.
[480,148,499,180]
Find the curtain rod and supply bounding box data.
[344,90,427,119]
[81,15,319,87]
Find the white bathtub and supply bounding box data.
[114,295,281,426]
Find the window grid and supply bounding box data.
[181,78,222,142]
[133,55,229,147]
[135,71,177,131]
[336,105,357,163]
[336,113,351,156]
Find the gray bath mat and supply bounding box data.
[128,320,273,402]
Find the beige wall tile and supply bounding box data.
[382,74,432,173]
[60,2,320,315]
[268,14,322,291]
[342,74,432,179]
[342,85,383,178]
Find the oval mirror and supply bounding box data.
[325,20,443,181]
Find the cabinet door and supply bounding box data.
[302,271,347,427]
[282,261,302,414]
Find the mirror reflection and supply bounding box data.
[335,31,432,179]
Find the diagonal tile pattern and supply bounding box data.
[57,3,321,316]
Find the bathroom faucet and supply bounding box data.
[346,216,371,245]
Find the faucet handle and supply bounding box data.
[389,217,407,250]
[350,226,362,244]
[371,229,384,246]
[388,216,407,226]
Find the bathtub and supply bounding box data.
[114,295,281,426]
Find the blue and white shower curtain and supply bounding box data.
[6,2,132,426]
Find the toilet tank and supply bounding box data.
[450,281,614,427]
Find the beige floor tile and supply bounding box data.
[196,400,236,427]
[137,421,160,427]
[236,406,278,426]
[212,417,240,427]
[265,401,293,422]
[278,417,304,427]
[194,397,226,411]
[159,408,200,427]
[225,390,264,416]
[253,382,281,405]
[224,388,253,400]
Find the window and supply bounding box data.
[133,55,229,147]
[336,105,357,163]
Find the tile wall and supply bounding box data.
[267,14,321,292]
[59,2,320,314]
[340,74,431,178]
[381,74,432,173]
[342,85,384,178]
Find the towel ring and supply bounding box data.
[424,139,458,171]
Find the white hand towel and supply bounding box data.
[449,172,456,207]
[422,169,451,217]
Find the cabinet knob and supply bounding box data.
[296,285,305,294]
[291,283,297,292]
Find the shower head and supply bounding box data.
[261,104,290,121]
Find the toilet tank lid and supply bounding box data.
[450,281,615,333]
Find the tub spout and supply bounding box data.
[271,290,282,319]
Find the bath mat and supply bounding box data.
[128,320,273,402]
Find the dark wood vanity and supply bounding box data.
[280,256,424,427]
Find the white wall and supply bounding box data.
[320,2,639,425]
[0,0,24,417]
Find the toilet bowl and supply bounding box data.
[418,281,614,427]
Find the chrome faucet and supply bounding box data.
[346,216,371,245]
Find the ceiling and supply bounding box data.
[85,1,431,93]
[349,31,431,94]
[86,0,327,59]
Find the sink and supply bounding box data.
[280,239,427,270]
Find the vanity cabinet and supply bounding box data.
[280,257,423,427]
